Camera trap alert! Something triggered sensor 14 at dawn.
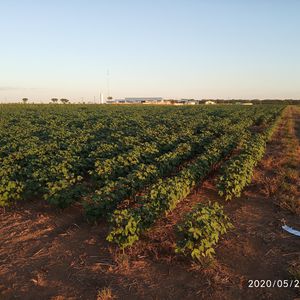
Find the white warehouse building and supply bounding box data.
[124,97,163,103]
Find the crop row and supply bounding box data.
[0,106,211,206]
[216,106,284,200]
[0,104,284,209]
[106,121,251,248]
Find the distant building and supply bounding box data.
[105,97,199,105]
[181,99,197,105]
[106,97,163,104]
[235,102,253,105]
[125,97,163,103]
[205,100,216,105]
[110,99,125,103]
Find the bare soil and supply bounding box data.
[1,106,299,300]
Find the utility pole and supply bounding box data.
[107,69,110,98]
[100,92,104,104]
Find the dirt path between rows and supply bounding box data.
[0,106,299,300]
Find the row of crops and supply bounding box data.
[0,104,284,258]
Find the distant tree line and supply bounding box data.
[21,98,70,104]
[51,98,69,104]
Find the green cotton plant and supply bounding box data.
[84,164,159,220]
[0,180,24,206]
[83,132,214,220]
[0,104,284,209]
[175,201,233,260]
[217,133,267,201]
[106,132,241,249]
[216,107,284,202]
[106,209,141,249]
[93,143,159,181]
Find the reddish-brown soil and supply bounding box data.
[1,106,299,300]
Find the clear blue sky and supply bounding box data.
[1,0,300,102]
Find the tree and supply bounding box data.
[51,98,58,103]
[60,98,69,104]
[22,98,28,104]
